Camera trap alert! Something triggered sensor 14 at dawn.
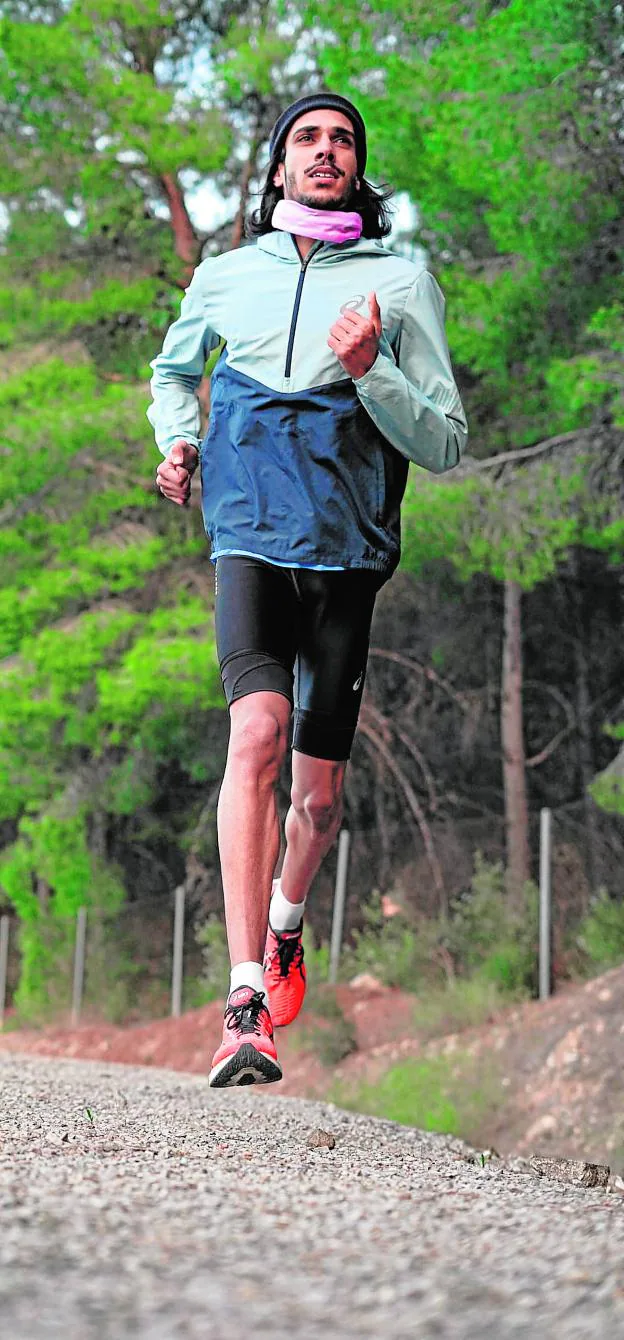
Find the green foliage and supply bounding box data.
[330,1051,505,1145]
[82,919,144,1025]
[0,535,176,658]
[312,0,624,594]
[591,773,624,816]
[0,810,125,1018]
[445,853,538,992]
[412,977,521,1043]
[93,604,223,754]
[303,1016,358,1067]
[476,945,532,996]
[1,382,154,510]
[182,975,221,1011]
[340,857,537,997]
[0,0,323,1018]
[0,599,222,821]
[577,890,624,972]
[0,583,223,1013]
[0,2,229,238]
[401,457,621,590]
[339,888,448,991]
[312,0,623,444]
[0,278,164,343]
[195,915,231,1003]
[590,733,624,817]
[0,811,123,921]
[297,985,358,1066]
[0,607,136,818]
[0,488,159,592]
[101,753,157,817]
[301,925,330,983]
[336,1056,460,1134]
[13,918,76,1024]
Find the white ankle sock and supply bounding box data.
[229,961,266,1002]
[269,879,306,932]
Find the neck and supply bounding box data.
[272,198,363,253]
[294,234,317,261]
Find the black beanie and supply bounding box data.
[268,93,367,175]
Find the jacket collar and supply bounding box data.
[256,230,381,263]
[256,231,323,263]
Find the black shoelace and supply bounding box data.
[274,931,304,979]
[225,991,267,1036]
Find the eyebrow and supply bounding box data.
[292,124,355,139]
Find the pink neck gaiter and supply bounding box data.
[272,198,363,243]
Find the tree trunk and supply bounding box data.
[501,578,530,897]
[159,172,200,279]
[570,554,600,891]
[229,143,260,251]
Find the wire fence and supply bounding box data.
[0,889,213,1030]
[1,805,622,1030]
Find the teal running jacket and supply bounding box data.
[147,231,468,576]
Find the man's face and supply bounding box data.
[273,108,359,210]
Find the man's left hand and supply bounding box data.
[328,292,382,380]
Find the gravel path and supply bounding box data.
[1,1055,623,1339]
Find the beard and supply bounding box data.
[285,168,358,211]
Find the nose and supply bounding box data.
[315,134,335,160]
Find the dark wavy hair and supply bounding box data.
[246,150,395,240]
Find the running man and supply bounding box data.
[148,93,468,1087]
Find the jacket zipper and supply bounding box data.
[284,240,321,380]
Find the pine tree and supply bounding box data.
[0,0,322,1014]
[310,0,623,891]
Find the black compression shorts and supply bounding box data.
[214,556,385,762]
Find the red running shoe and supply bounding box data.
[208,987,282,1088]
[263,913,307,1028]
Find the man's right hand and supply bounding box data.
[156,439,199,507]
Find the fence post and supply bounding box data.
[329,829,350,985]
[539,807,552,1001]
[171,886,185,1018]
[71,907,87,1027]
[0,915,9,1028]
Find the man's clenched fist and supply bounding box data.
[156,439,199,507]
[328,291,382,381]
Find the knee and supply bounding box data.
[228,700,289,782]
[292,774,344,838]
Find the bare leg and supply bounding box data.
[279,752,347,903]
[217,691,291,965]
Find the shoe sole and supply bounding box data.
[209,1042,283,1089]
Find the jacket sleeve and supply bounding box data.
[146,261,222,456]
[353,269,468,473]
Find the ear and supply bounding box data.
[355,177,360,190]
[273,162,285,189]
